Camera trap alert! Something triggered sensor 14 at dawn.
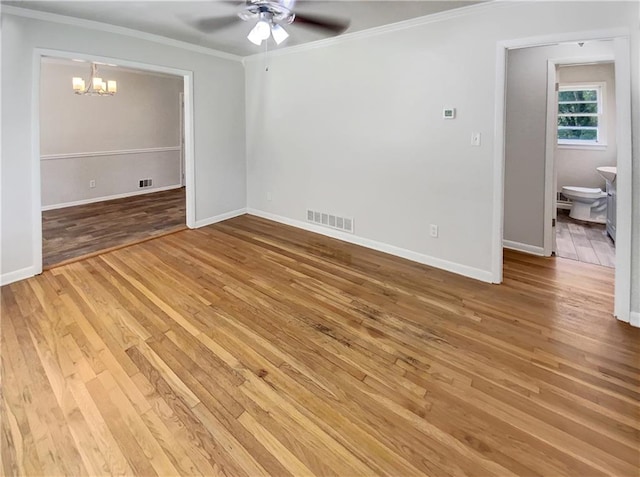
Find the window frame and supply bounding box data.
[557,82,606,148]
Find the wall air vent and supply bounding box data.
[306,209,354,234]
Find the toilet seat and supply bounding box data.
[562,186,606,199]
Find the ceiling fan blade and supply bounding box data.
[293,13,350,35]
[191,15,241,33]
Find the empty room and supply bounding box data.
[1,1,639,476]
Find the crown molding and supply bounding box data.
[1,5,244,63]
[243,0,511,63]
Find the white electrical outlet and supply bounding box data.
[471,132,481,146]
[89,179,96,188]
[430,224,439,238]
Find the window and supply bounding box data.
[557,84,604,146]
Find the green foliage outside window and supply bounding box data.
[558,87,600,144]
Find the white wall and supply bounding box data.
[245,2,639,311]
[40,61,184,207]
[556,62,617,191]
[504,40,615,247]
[1,13,246,280]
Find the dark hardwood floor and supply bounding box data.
[2,214,638,476]
[42,187,186,268]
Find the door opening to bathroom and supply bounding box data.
[550,60,617,269]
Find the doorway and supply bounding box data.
[32,49,196,271]
[494,31,633,323]
[550,60,617,268]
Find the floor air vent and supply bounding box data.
[307,209,354,233]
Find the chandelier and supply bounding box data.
[72,63,117,96]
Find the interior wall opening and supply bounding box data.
[38,54,189,269]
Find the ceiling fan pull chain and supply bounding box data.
[264,34,270,72]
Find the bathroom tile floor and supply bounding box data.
[555,209,615,267]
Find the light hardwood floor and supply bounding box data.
[42,187,186,269]
[2,215,639,476]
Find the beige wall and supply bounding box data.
[40,60,184,207]
[504,40,615,248]
[557,62,616,191]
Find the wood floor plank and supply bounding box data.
[2,214,639,476]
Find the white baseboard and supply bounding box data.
[1,266,37,286]
[42,184,183,211]
[630,311,640,328]
[194,208,247,228]
[503,240,546,256]
[247,208,494,283]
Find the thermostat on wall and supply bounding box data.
[443,108,456,119]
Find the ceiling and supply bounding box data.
[3,1,480,57]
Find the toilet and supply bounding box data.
[561,186,607,223]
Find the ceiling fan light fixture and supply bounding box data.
[271,23,289,45]
[247,24,264,45]
[248,11,273,46]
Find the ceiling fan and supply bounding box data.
[190,0,350,46]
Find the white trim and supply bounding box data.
[557,144,607,151]
[543,60,557,257]
[32,52,43,276]
[183,72,196,229]
[194,208,247,228]
[495,27,630,51]
[1,266,38,287]
[2,5,242,63]
[248,209,495,284]
[243,1,513,63]
[41,184,183,211]
[41,146,181,161]
[491,43,506,284]
[611,36,632,323]
[630,312,640,329]
[35,48,192,78]
[494,29,633,324]
[503,240,545,257]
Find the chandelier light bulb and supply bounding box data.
[72,77,85,92]
[72,63,117,96]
